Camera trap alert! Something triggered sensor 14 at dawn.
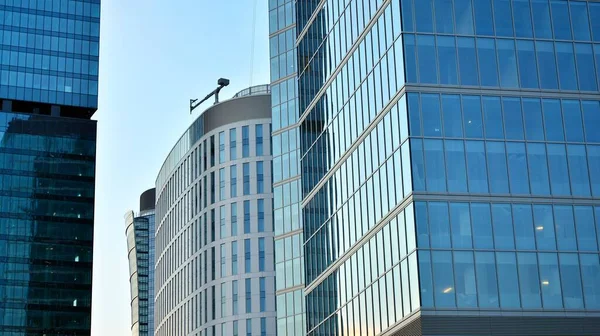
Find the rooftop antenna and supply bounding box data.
[190,78,230,114]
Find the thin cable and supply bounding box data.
[249,0,258,87]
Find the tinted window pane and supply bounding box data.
[570,2,591,41]
[533,205,557,250]
[415,202,429,248]
[575,43,598,92]
[418,251,434,308]
[516,40,539,89]
[539,253,563,309]
[454,251,477,308]
[477,38,499,87]
[517,252,542,309]
[542,99,564,141]
[554,205,577,251]
[411,139,425,191]
[462,96,483,138]
[513,0,534,38]
[402,0,415,32]
[497,39,518,88]
[466,141,488,193]
[450,202,472,248]
[551,1,571,40]
[429,202,450,248]
[424,140,446,192]
[583,101,600,143]
[404,35,418,83]
[454,0,474,35]
[588,146,600,197]
[434,0,454,34]
[483,97,503,139]
[417,35,437,84]
[535,41,559,89]
[422,94,442,136]
[457,38,478,86]
[547,144,571,196]
[432,251,456,308]
[567,145,591,197]
[502,97,524,140]
[442,95,463,137]
[559,253,584,309]
[562,100,585,142]
[506,142,530,195]
[494,0,513,37]
[487,142,509,194]
[531,0,552,38]
[492,204,515,249]
[574,206,598,252]
[408,93,422,136]
[513,204,536,250]
[437,36,459,85]
[475,252,499,308]
[415,0,434,32]
[471,203,493,249]
[527,143,551,195]
[445,140,468,193]
[556,42,578,90]
[496,252,521,308]
[580,253,600,309]
[474,0,494,35]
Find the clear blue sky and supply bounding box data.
[92,1,270,334]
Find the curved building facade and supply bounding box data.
[125,188,157,336]
[155,86,276,336]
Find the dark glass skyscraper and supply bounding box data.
[0,0,100,334]
[290,1,600,335]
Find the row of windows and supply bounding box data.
[1,49,99,76]
[271,78,297,131]
[0,131,95,156]
[0,9,100,35]
[276,289,305,336]
[219,317,270,336]
[273,128,300,184]
[220,278,270,317]
[405,34,600,91]
[0,218,93,242]
[306,205,416,329]
[415,202,600,252]
[268,0,295,34]
[219,237,270,278]
[0,85,97,107]
[307,253,420,336]
[419,250,600,310]
[1,0,101,19]
[0,29,100,56]
[274,178,300,212]
[0,70,98,94]
[402,0,600,42]
[412,139,600,197]
[218,125,267,165]
[218,161,267,200]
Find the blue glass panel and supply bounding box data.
[402,0,415,32]
[517,252,542,309]
[527,143,551,195]
[437,36,459,85]
[556,42,578,90]
[513,0,534,38]
[418,250,434,308]
[560,253,585,309]
[539,253,563,309]
[429,202,451,248]
[535,41,559,90]
[466,141,489,193]
[551,0,572,40]
[562,100,585,142]
[582,101,600,143]
[432,251,456,308]
[574,206,598,252]
[497,39,518,88]
[513,204,536,250]
[547,144,571,196]
[475,252,499,308]
[533,205,557,251]
[496,252,521,308]
[454,0,474,35]
[411,139,425,192]
[531,0,552,39]
[415,0,434,33]
[502,97,524,140]
[486,141,510,194]
[483,97,504,139]
[442,95,463,137]
[457,37,479,86]
[450,202,472,248]
[580,253,600,309]
[422,94,442,136]
[506,142,530,195]
[408,93,422,136]
[575,43,598,92]
[415,202,429,248]
[404,35,418,83]
[445,140,468,193]
[594,45,600,92]
[588,146,600,197]
[462,96,483,138]
[492,204,515,249]
[516,40,539,89]
[570,2,591,41]
[477,38,499,87]
[434,0,454,34]
[567,145,591,197]
[494,0,513,37]
[454,251,477,308]
[471,203,493,249]
[424,140,446,192]
[591,3,600,42]
[474,0,494,36]
[417,35,437,84]
[554,205,577,251]
[542,99,565,141]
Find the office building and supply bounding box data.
[0,0,100,334]
[294,1,600,335]
[268,0,306,335]
[154,86,276,336]
[126,188,157,336]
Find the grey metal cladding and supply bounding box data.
[203,95,271,134]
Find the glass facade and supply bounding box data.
[0,0,100,334]
[293,0,600,335]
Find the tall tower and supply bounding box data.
[0,1,100,335]
[290,1,600,335]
